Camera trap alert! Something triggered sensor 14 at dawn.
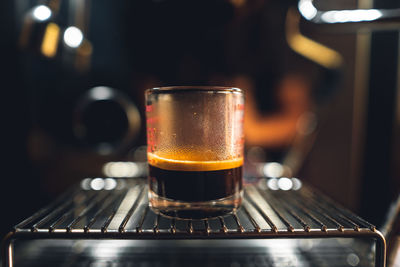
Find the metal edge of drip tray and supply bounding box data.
[2,177,387,267]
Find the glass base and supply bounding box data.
[148,190,243,219]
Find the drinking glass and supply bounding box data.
[145,86,244,218]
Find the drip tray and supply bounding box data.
[3,178,386,267]
[12,238,376,267]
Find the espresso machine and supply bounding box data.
[2,0,400,266]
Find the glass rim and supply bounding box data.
[145,86,243,94]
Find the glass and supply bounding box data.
[145,86,244,218]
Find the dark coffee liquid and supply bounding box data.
[149,165,242,202]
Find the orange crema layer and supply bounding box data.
[147,153,243,171]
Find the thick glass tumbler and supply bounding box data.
[145,86,244,218]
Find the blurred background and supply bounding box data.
[1,0,400,241]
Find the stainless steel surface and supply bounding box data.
[10,238,377,267]
[3,177,386,266]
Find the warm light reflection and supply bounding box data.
[230,0,246,8]
[286,8,343,69]
[103,162,142,177]
[32,5,52,21]
[75,39,93,72]
[41,22,60,58]
[288,34,342,69]
[63,26,83,48]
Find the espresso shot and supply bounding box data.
[147,153,243,218]
[149,165,242,202]
[145,87,244,218]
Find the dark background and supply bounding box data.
[1,0,400,240]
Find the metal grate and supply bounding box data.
[3,177,386,266]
